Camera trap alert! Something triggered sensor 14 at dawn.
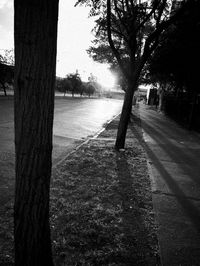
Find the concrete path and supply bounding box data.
[138,103,200,266]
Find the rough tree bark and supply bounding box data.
[115,82,135,149]
[14,0,59,265]
[115,61,146,150]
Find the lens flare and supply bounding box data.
[95,68,116,89]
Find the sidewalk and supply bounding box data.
[138,103,200,266]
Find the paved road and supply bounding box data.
[53,97,122,162]
[0,97,122,206]
[138,103,200,266]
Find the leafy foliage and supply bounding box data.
[56,77,72,96]
[85,84,96,97]
[0,49,14,66]
[0,49,14,96]
[76,0,189,149]
[148,0,200,94]
[0,63,14,96]
[56,73,97,97]
[76,0,186,85]
[66,72,82,96]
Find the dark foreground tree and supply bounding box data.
[77,0,188,149]
[14,0,59,265]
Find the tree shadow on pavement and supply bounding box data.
[139,116,200,188]
[130,113,200,233]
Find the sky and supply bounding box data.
[0,0,115,87]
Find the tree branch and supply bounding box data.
[107,0,129,80]
[143,1,188,59]
[125,0,131,15]
[114,0,130,36]
[155,0,167,28]
[137,0,162,32]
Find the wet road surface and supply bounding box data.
[53,97,122,162]
[0,97,122,205]
[138,103,200,266]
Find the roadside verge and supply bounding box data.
[51,110,161,265]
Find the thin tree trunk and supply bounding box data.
[1,82,7,96]
[14,1,59,265]
[115,82,135,150]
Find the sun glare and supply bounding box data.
[98,73,116,88]
[94,67,116,89]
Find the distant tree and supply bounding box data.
[79,83,85,96]
[86,83,96,97]
[66,72,82,96]
[55,77,63,91]
[76,0,188,150]
[0,63,14,96]
[0,49,14,65]
[0,49,14,96]
[14,0,59,265]
[88,72,97,83]
[56,77,72,96]
[62,79,72,96]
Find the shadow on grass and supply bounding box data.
[115,148,160,265]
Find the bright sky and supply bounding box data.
[0,0,115,87]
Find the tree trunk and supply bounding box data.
[14,1,59,265]
[115,82,136,150]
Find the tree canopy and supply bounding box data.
[77,0,188,82]
[56,73,98,97]
[0,49,14,65]
[148,0,200,95]
[76,0,188,149]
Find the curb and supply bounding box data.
[52,112,121,169]
[92,112,121,139]
[146,158,164,266]
[52,138,90,169]
[133,106,163,266]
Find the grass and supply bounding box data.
[0,107,160,265]
[51,110,160,265]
